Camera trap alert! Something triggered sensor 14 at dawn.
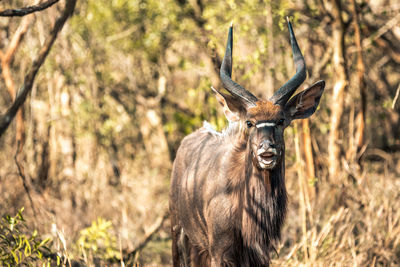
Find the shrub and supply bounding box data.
[0,208,53,266]
[76,217,119,262]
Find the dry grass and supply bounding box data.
[0,137,171,265]
[273,158,400,266]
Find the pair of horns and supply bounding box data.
[219,18,306,107]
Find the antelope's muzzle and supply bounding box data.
[257,141,278,169]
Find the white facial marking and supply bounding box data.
[256,122,276,128]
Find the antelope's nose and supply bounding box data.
[259,140,276,149]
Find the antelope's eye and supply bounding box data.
[277,119,285,126]
[246,121,253,128]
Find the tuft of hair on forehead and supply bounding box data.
[247,100,282,121]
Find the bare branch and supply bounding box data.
[0,0,60,17]
[14,141,37,219]
[392,83,400,109]
[0,0,77,138]
[0,7,36,152]
[124,212,169,262]
[348,12,400,53]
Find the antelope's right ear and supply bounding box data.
[212,87,240,122]
[284,80,325,121]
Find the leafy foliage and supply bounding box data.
[76,217,119,261]
[0,208,53,266]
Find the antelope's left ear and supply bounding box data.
[211,87,240,122]
[284,80,325,121]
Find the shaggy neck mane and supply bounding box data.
[226,126,288,264]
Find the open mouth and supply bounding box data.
[257,149,278,169]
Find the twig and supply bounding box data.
[392,83,400,109]
[310,46,332,80]
[14,141,37,219]
[0,0,77,138]
[370,3,400,14]
[364,148,393,166]
[119,234,125,267]
[348,12,400,53]
[106,25,138,43]
[0,0,60,17]
[124,212,169,262]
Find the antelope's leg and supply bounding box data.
[177,228,191,266]
[171,213,183,267]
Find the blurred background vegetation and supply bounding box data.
[0,0,400,266]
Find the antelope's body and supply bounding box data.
[170,19,325,267]
[170,123,287,266]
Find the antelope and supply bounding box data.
[169,19,325,267]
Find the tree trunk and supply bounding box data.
[350,0,367,164]
[328,0,348,180]
[0,0,77,138]
[136,76,171,170]
[0,15,34,152]
[302,119,315,200]
[264,1,275,97]
[294,122,309,260]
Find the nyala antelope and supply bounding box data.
[170,19,325,267]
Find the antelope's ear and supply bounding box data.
[284,80,325,121]
[212,87,241,122]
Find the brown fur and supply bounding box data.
[170,81,324,267]
[170,120,287,267]
[247,101,283,121]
